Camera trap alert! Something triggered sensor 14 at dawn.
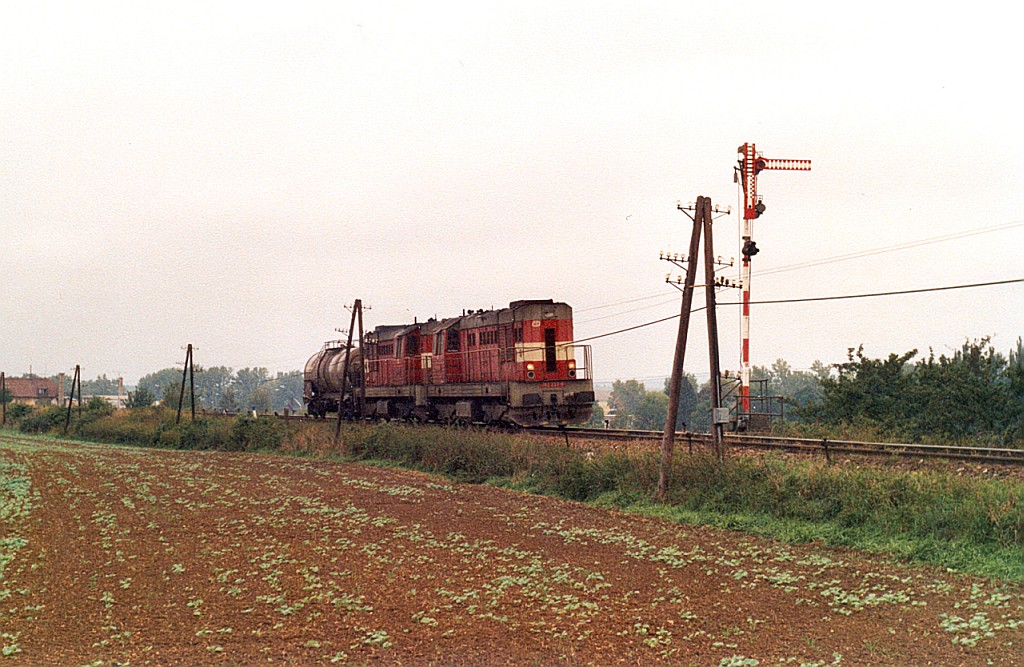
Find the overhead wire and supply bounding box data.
[574,219,1024,324]
[572,278,1024,345]
[758,220,1024,277]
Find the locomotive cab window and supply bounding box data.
[545,328,557,372]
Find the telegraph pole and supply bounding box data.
[64,365,82,434]
[660,197,736,495]
[735,143,811,420]
[335,299,362,445]
[659,198,705,499]
[176,345,195,424]
[701,197,725,459]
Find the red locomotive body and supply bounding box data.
[304,300,594,426]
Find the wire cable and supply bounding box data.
[759,220,1024,277]
[573,219,1024,319]
[720,278,1024,305]
[572,278,1023,344]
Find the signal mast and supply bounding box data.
[735,143,811,418]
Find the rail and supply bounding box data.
[525,426,1024,465]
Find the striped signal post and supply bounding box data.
[735,143,810,420]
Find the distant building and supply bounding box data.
[3,376,60,406]
[84,377,127,409]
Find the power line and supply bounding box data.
[720,278,1024,305]
[574,219,1024,321]
[759,220,1024,277]
[573,278,1023,344]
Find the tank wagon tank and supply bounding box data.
[303,299,595,426]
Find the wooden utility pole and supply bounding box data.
[659,198,705,500]
[335,299,362,445]
[357,300,366,418]
[176,344,195,424]
[64,365,82,434]
[701,197,725,461]
[659,196,733,497]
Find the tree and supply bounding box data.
[161,382,183,410]
[690,380,713,432]
[634,391,669,430]
[607,380,647,428]
[1006,337,1024,441]
[80,374,119,396]
[751,358,824,421]
[911,338,1008,439]
[663,373,699,431]
[270,372,304,411]
[800,345,918,435]
[219,385,240,412]
[584,402,606,427]
[234,367,271,411]
[138,368,186,398]
[194,366,234,410]
[125,387,155,408]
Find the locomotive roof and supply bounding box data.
[367,300,569,342]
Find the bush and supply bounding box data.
[2,403,33,424]
[178,419,219,451]
[229,416,286,452]
[18,406,66,434]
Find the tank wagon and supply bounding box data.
[304,299,595,426]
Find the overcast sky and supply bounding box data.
[3,1,1021,386]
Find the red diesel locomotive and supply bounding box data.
[304,299,595,426]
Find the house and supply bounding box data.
[2,376,61,406]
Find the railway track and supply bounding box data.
[11,410,1019,466]
[526,426,1024,465]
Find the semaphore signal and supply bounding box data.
[735,142,811,418]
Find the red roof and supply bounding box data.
[3,377,59,399]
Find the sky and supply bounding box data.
[2,1,1022,387]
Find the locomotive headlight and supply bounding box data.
[526,363,535,371]
[568,361,576,370]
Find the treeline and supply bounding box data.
[601,337,1024,446]
[133,367,304,413]
[29,367,305,413]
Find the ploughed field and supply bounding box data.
[1,433,1022,666]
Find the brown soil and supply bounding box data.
[1,433,1022,666]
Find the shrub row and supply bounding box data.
[8,405,288,453]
